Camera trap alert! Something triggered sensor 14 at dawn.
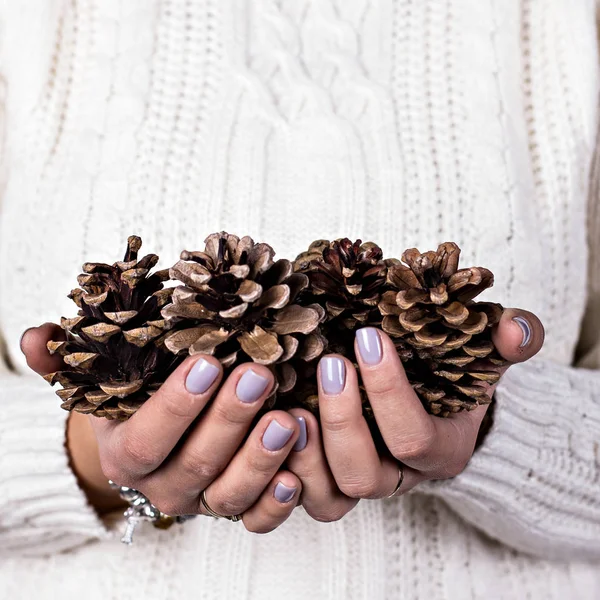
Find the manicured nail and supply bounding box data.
[274,482,297,503]
[262,419,294,451]
[513,316,532,348]
[236,369,270,403]
[19,327,35,354]
[185,358,220,394]
[356,327,382,365]
[293,416,308,451]
[320,356,346,394]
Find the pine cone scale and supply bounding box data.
[44,236,185,419]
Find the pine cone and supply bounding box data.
[293,238,390,331]
[289,238,390,434]
[379,242,507,416]
[44,236,184,419]
[161,232,327,400]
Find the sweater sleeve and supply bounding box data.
[0,10,109,554]
[418,359,600,561]
[418,127,600,562]
[0,357,111,556]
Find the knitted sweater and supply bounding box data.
[1,1,599,598]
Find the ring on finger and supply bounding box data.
[386,463,405,498]
[200,489,243,522]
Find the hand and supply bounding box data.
[310,308,545,498]
[21,323,304,533]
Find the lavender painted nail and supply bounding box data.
[262,419,293,451]
[293,416,308,451]
[236,369,270,403]
[274,482,297,503]
[513,316,532,348]
[185,358,220,394]
[356,327,383,365]
[320,356,346,395]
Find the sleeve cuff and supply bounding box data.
[418,358,600,560]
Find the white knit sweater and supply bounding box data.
[1,1,599,598]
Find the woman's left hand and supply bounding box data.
[285,307,544,520]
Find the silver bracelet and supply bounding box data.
[108,480,196,544]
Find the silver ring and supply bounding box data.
[200,489,242,522]
[386,463,405,498]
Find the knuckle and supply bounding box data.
[369,375,400,399]
[214,496,246,517]
[212,398,256,426]
[309,506,349,523]
[180,450,223,483]
[243,519,276,535]
[338,477,381,500]
[160,389,200,420]
[120,435,161,472]
[390,430,436,462]
[100,456,130,486]
[152,497,187,517]
[319,409,355,434]
[246,452,278,478]
[440,458,468,479]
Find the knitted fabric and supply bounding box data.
[0,1,599,599]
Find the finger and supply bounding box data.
[242,471,301,534]
[423,405,488,477]
[317,354,399,499]
[100,355,223,484]
[144,363,275,501]
[199,411,299,518]
[20,323,66,375]
[356,327,481,476]
[492,308,545,365]
[354,327,453,472]
[286,408,358,522]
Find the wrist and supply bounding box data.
[66,412,126,514]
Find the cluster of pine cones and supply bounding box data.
[44,234,506,429]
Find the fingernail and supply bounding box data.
[513,316,532,348]
[236,369,270,403]
[185,358,220,394]
[273,482,297,503]
[320,356,346,395]
[19,327,35,354]
[293,417,308,451]
[262,419,294,451]
[356,327,383,365]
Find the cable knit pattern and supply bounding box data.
[1,1,599,598]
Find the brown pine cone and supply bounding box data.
[293,238,390,330]
[161,232,328,401]
[44,236,183,419]
[379,242,507,416]
[288,238,391,436]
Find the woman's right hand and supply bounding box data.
[21,323,304,533]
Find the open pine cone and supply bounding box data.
[161,232,328,400]
[293,238,390,331]
[379,242,507,416]
[44,236,184,419]
[289,238,391,423]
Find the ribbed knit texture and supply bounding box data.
[1,1,599,598]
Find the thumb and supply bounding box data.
[20,322,66,376]
[491,308,545,365]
